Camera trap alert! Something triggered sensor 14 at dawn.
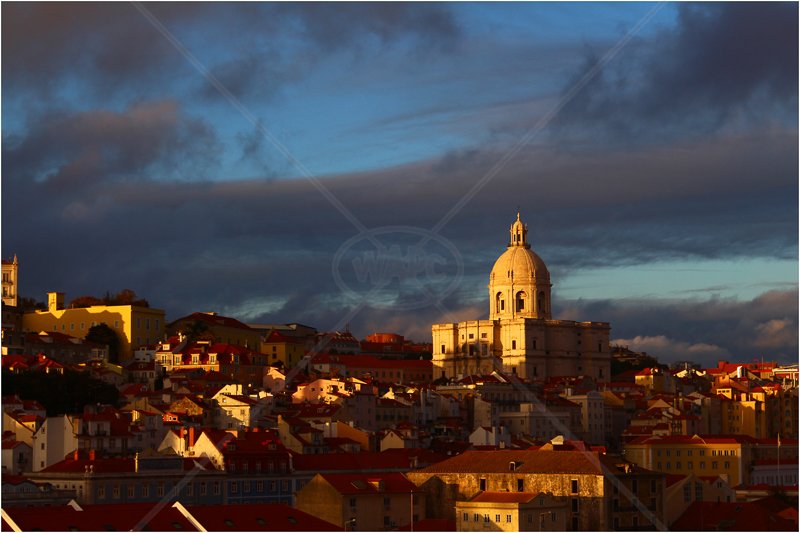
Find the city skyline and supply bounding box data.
[3,2,797,366]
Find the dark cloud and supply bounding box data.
[3,122,795,354]
[3,100,220,193]
[557,289,798,366]
[2,2,460,106]
[554,2,798,142]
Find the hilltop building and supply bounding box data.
[22,292,165,363]
[432,213,611,381]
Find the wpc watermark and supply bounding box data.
[332,226,464,311]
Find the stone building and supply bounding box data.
[432,213,611,381]
[407,449,665,531]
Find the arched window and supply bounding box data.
[537,291,546,314]
[496,292,505,313]
[515,291,526,312]
[512,340,517,350]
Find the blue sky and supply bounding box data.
[2,2,797,365]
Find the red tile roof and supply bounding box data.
[1,503,195,531]
[317,472,418,494]
[417,450,611,475]
[182,503,341,531]
[672,499,796,531]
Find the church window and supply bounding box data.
[469,333,474,339]
[537,291,545,313]
[500,300,505,311]
[512,340,517,349]
[515,291,526,311]
[441,344,445,353]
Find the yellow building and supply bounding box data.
[432,213,611,381]
[22,292,165,362]
[718,391,768,438]
[2,255,19,307]
[261,330,307,369]
[624,434,750,486]
[456,492,567,532]
[295,472,422,531]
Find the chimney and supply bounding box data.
[189,427,196,448]
[89,449,96,461]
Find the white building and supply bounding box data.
[432,213,611,381]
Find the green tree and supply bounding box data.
[86,323,120,364]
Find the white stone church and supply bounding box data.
[432,213,611,381]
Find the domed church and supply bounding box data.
[432,212,611,381]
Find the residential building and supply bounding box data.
[624,434,750,486]
[295,472,422,531]
[455,491,567,532]
[2,255,19,307]
[22,292,165,362]
[663,474,736,526]
[169,312,261,350]
[407,449,664,531]
[31,415,78,472]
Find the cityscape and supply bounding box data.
[2,2,798,532]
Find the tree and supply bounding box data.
[178,319,212,342]
[86,324,120,364]
[69,295,104,308]
[2,369,120,416]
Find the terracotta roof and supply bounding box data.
[672,499,796,531]
[172,312,254,331]
[1,503,195,531]
[417,450,610,475]
[318,472,418,494]
[183,503,341,531]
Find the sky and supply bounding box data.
[2,2,798,367]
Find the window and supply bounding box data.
[724,461,730,469]
[495,515,500,523]
[688,461,693,470]
[712,461,718,469]
[571,479,578,494]
[480,478,486,491]
[231,483,238,494]
[243,482,250,493]
[506,515,512,523]
[157,483,164,497]
[683,484,691,503]
[98,486,106,499]
[441,345,446,353]
[571,498,578,512]
[484,514,490,523]
[700,461,705,469]
[463,513,469,522]
[213,482,220,495]
[128,486,135,498]
[187,484,193,496]
[142,485,149,497]
[474,514,480,522]
[200,482,207,496]
[517,479,524,492]
[512,340,517,349]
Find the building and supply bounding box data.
[455,491,567,532]
[431,213,611,381]
[407,449,664,531]
[169,312,262,350]
[2,255,19,307]
[624,434,750,486]
[295,472,422,531]
[22,292,165,362]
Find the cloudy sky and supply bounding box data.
[3,2,797,366]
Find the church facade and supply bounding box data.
[432,213,611,381]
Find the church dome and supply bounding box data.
[490,245,550,284]
[488,212,552,320]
